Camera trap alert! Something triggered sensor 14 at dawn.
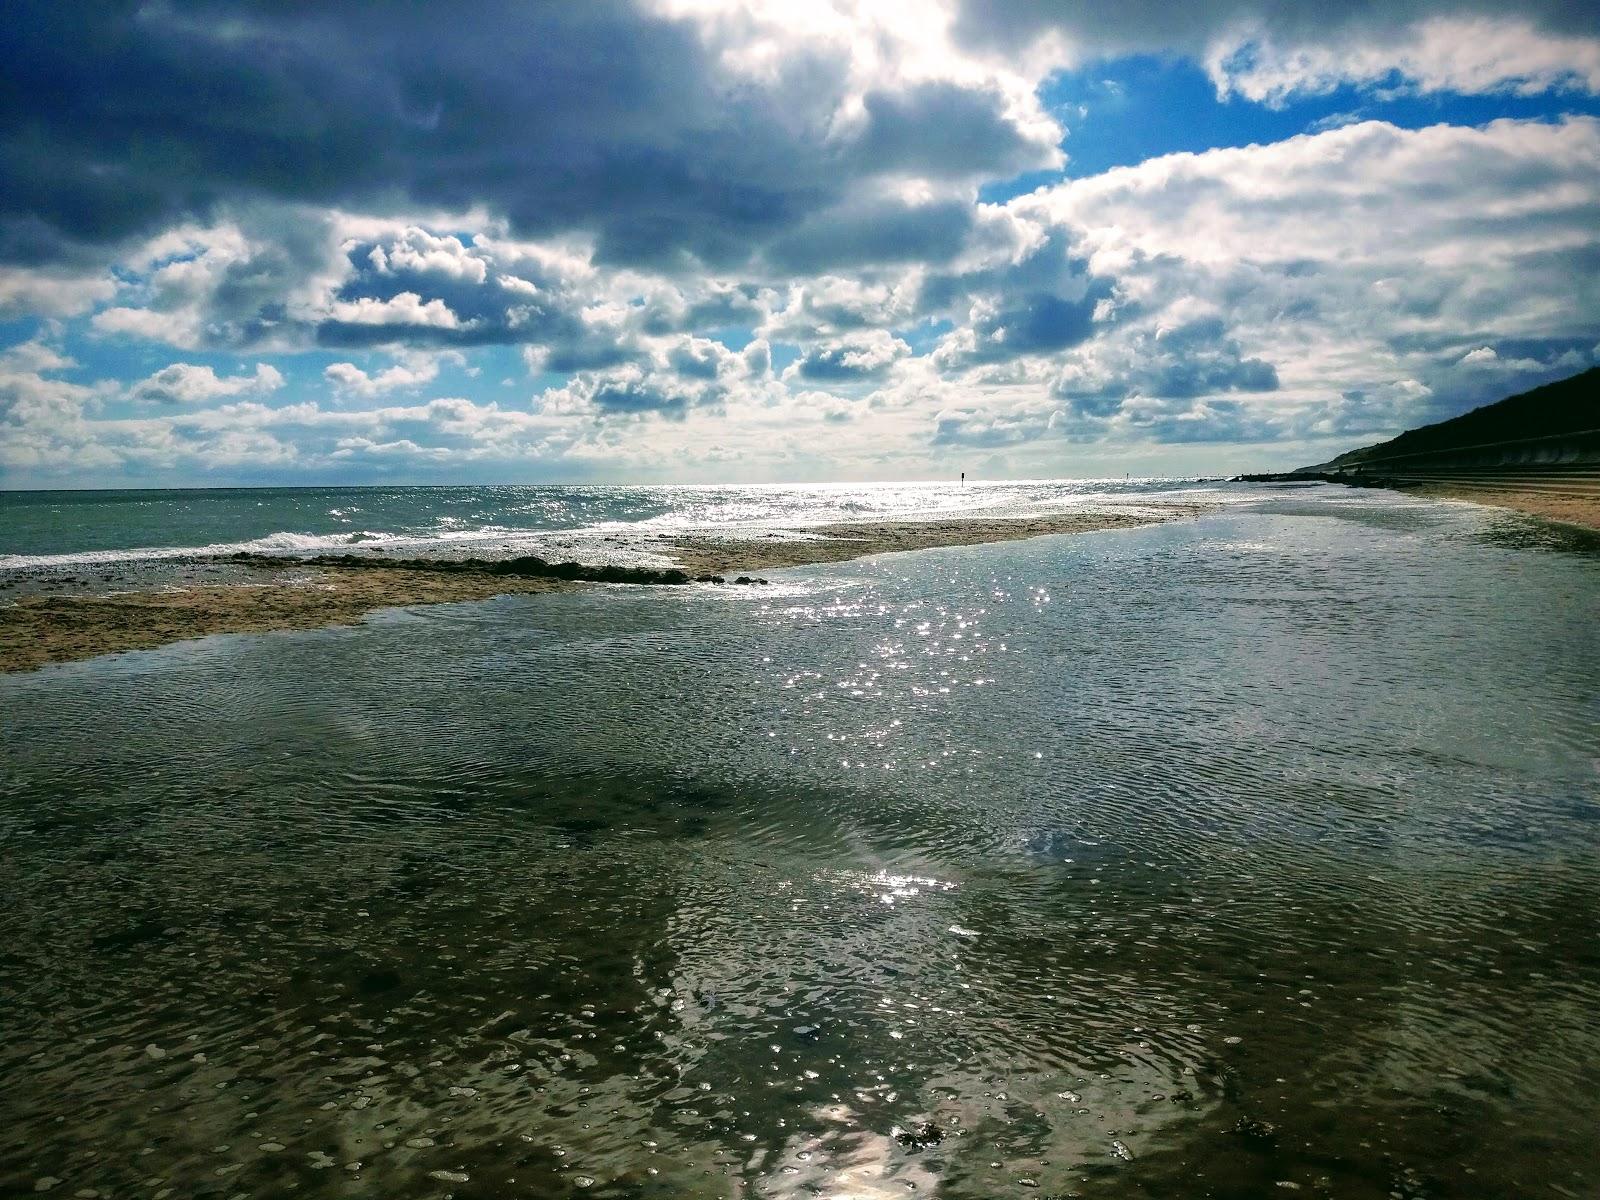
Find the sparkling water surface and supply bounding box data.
[2,487,1598,1198]
[0,479,1224,568]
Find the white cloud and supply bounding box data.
[365,228,489,284]
[0,339,76,375]
[920,114,1600,453]
[761,276,917,340]
[653,0,1065,158]
[326,292,466,329]
[538,362,729,421]
[0,268,116,319]
[1032,117,1600,273]
[1209,16,1600,106]
[2,14,1597,485]
[88,218,340,350]
[132,362,285,405]
[93,305,203,346]
[783,330,912,383]
[324,352,459,396]
[0,342,114,472]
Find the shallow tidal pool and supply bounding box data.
[3,491,1598,1198]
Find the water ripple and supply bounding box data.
[2,495,1598,1197]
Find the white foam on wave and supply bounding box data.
[575,483,1162,537]
[0,521,679,572]
[0,528,409,570]
[2,479,1230,572]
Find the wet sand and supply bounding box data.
[1392,482,1600,531]
[0,568,574,674]
[666,509,1182,574]
[1,508,1200,673]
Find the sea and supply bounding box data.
[0,479,1217,572]
[2,479,1598,1199]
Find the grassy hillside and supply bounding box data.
[1315,367,1600,471]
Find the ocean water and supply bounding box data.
[2,484,1598,1199]
[0,478,1227,569]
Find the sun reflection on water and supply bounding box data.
[3,494,1600,1196]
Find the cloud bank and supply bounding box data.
[1,0,1597,484]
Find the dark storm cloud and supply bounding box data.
[950,287,1108,364]
[932,409,1052,447]
[1053,318,1280,409]
[1126,397,1278,443]
[590,377,689,417]
[792,344,898,382]
[0,1,1055,273]
[763,199,976,276]
[635,285,766,337]
[666,340,724,380]
[926,229,1113,365]
[94,204,342,349]
[580,368,728,419]
[1137,318,1280,399]
[933,390,1278,449]
[844,82,1057,178]
[313,233,618,356]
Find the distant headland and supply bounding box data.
[1237,367,1600,529]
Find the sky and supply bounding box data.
[2,1,1598,488]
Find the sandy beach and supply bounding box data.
[1389,482,1600,531]
[0,507,1200,674]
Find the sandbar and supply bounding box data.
[1,506,1206,674]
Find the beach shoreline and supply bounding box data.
[1237,469,1600,531]
[1388,482,1600,531]
[0,507,1203,674]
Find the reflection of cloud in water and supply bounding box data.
[7,490,1600,1196]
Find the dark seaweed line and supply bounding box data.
[224,551,767,587]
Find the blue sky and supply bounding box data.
[1021,54,1600,184]
[2,1,1598,487]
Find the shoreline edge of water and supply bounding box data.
[0,507,1204,674]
